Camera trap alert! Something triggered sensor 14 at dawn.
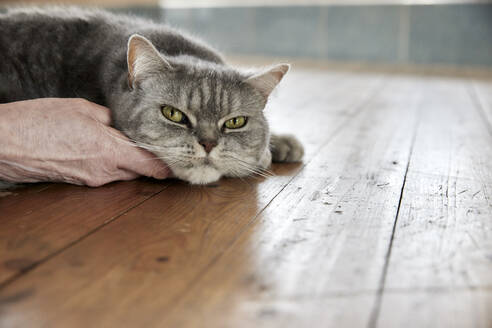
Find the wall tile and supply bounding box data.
[408,4,492,66]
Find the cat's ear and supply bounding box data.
[127,34,171,89]
[245,64,290,98]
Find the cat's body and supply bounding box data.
[0,7,303,185]
[0,8,222,104]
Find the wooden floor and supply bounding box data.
[1,64,491,327]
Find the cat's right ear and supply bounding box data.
[245,64,290,98]
[127,34,172,89]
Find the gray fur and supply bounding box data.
[0,7,303,185]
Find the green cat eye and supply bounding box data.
[161,105,187,124]
[224,116,247,129]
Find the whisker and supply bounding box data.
[101,129,275,181]
[221,155,273,179]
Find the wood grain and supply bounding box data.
[0,180,168,286]
[383,77,492,289]
[470,79,492,135]
[374,76,492,326]
[378,289,492,328]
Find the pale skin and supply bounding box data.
[0,98,170,187]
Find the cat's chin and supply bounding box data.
[172,165,222,185]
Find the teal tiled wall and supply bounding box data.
[3,4,491,67]
[409,4,492,67]
[159,4,492,67]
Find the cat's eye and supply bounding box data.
[161,105,188,124]
[224,116,247,129]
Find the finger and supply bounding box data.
[114,169,140,182]
[85,169,139,187]
[105,127,171,179]
[116,143,171,179]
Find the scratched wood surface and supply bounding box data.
[471,79,492,135]
[375,76,492,327]
[0,66,491,328]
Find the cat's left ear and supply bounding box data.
[245,64,290,98]
[127,34,171,89]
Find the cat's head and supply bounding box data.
[114,34,289,184]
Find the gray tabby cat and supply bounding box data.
[0,7,303,185]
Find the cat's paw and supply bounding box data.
[270,134,304,163]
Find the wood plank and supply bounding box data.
[268,68,381,158]
[378,289,492,328]
[406,78,492,181]
[384,77,492,290]
[0,68,384,327]
[382,173,492,289]
[470,78,492,135]
[0,183,51,199]
[374,76,492,326]
[146,75,424,327]
[173,295,377,328]
[0,180,168,286]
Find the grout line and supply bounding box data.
[466,80,492,137]
[163,74,389,314]
[367,92,422,328]
[0,183,170,291]
[397,5,410,64]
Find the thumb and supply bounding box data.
[107,127,171,179]
[117,143,171,179]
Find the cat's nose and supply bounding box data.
[199,140,217,154]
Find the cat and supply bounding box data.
[0,7,303,185]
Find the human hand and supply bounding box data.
[0,98,170,187]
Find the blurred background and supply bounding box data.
[0,0,491,69]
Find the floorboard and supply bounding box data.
[0,66,491,328]
[470,79,492,135]
[378,289,492,328]
[0,180,168,287]
[374,76,492,326]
